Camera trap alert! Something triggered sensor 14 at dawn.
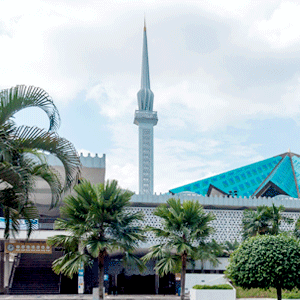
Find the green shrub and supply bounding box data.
[193,284,233,290]
[226,235,300,300]
[234,286,300,298]
[284,292,300,299]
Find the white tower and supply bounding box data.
[134,22,158,195]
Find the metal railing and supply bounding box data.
[8,253,21,290]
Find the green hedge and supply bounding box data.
[234,286,300,298]
[193,284,233,290]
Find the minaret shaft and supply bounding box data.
[134,23,158,195]
[139,125,154,195]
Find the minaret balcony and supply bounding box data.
[134,110,158,126]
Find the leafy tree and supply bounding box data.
[226,235,300,300]
[47,180,145,300]
[0,85,81,238]
[242,204,292,240]
[142,198,215,300]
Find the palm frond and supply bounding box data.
[0,85,60,131]
[142,244,173,262]
[14,125,81,191]
[122,252,146,273]
[52,252,92,279]
[154,251,181,277]
[31,163,63,208]
[47,235,80,252]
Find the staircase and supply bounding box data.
[9,252,62,294]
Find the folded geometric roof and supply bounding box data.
[169,152,300,198]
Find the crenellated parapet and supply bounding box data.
[131,193,300,211]
[46,153,106,169]
[79,153,105,168]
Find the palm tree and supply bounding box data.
[142,198,215,300]
[222,240,239,257]
[293,217,300,239]
[242,205,271,239]
[0,85,81,238]
[191,239,223,273]
[267,204,293,235]
[242,205,293,240]
[47,180,145,300]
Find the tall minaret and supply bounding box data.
[134,21,158,195]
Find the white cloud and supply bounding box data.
[104,120,139,191]
[2,0,300,195]
[86,82,137,119]
[250,2,300,49]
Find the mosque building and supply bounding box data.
[1,22,300,295]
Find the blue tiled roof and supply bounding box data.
[169,153,300,198]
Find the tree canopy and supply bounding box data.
[226,234,300,300]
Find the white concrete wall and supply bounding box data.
[188,257,229,271]
[191,288,236,300]
[186,274,228,292]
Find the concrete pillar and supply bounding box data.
[4,253,9,288]
[0,241,4,294]
[155,273,159,294]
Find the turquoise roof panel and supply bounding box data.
[170,155,282,197]
[264,156,298,198]
[292,155,300,195]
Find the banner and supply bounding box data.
[0,217,39,230]
[78,262,84,294]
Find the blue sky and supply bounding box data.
[2,0,300,193]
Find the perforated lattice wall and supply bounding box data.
[128,207,300,246]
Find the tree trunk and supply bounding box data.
[98,250,106,300]
[181,252,187,300]
[276,286,282,300]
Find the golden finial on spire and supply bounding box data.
[144,15,146,31]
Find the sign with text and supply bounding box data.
[5,242,52,254]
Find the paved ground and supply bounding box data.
[0,296,181,300]
[0,295,298,300]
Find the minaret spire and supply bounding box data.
[137,18,154,111]
[134,21,158,195]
